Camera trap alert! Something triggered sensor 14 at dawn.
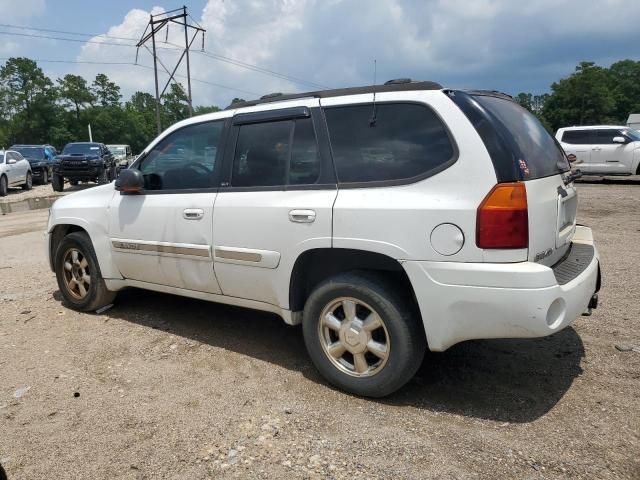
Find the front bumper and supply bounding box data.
[403,225,600,351]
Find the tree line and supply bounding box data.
[0,57,235,153]
[1,57,639,153]
[515,60,640,132]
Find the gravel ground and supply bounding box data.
[0,182,638,479]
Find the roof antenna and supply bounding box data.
[369,59,377,127]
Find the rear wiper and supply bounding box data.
[563,169,582,185]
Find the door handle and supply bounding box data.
[289,209,316,223]
[183,208,204,220]
[592,147,601,151]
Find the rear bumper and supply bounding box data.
[403,225,600,351]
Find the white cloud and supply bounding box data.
[0,0,45,18]
[72,0,640,107]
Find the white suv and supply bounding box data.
[556,125,640,175]
[47,81,601,397]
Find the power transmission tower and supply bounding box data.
[136,6,206,134]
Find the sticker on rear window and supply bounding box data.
[518,159,530,177]
[90,147,99,150]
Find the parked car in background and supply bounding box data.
[556,126,640,175]
[52,142,116,192]
[9,144,56,184]
[0,149,32,196]
[47,81,601,397]
[107,144,134,175]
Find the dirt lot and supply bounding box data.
[0,182,638,479]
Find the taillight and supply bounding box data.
[476,182,528,249]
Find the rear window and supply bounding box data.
[11,146,44,159]
[324,103,455,184]
[473,95,569,180]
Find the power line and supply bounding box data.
[0,22,140,42]
[0,57,260,96]
[0,24,330,89]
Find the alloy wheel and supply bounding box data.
[62,248,91,299]
[318,297,390,377]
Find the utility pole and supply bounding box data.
[136,6,205,133]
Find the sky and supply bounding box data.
[1,0,639,108]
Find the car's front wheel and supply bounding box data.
[302,272,425,397]
[52,174,64,192]
[54,231,116,312]
[41,169,48,184]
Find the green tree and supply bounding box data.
[0,57,59,144]
[608,59,640,122]
[542,61,616,131]
[162,83,190,125]
[58,74,95,120]
[92,73,121,107]
[194,105,221,115]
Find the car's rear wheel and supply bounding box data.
[54,231,116,312]
[52,174,64,192]
[22,172,32,190]
[302,271,425,397]
[0,175,7,197]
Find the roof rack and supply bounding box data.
[384,78,413,85]
[227,80,443,109]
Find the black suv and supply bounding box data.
[9,144,56,184]
[53,142,116,192]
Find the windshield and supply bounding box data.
[11,146,44,159]
[473,95,570,179]
[62,144,100,155]
[110,147,126,154]
[623,129,640,142]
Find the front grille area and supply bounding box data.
[551,243,595,285]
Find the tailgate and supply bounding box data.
[525,175,577,266]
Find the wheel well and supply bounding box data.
[49,224,87,267]
[289,248,418,313]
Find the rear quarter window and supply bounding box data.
[473,95,569,180]
[323,103,456,185]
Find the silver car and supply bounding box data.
[0,150,32,196]
[107,144,134,174]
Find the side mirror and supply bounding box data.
[7,158,16,165]
[613,136,627,144]
[115,168,144,194]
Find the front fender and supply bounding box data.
[48,216,123,280]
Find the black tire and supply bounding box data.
[0,175,7,197]
[302,271,425,398]
[41,169,48,184]
[97,168,108,185]
[54,231,116,312]
[21,171,33,190]
[52,174,64,192]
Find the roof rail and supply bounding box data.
[384,78,413,85]
[260,92,284,100]
[227,80,443,110]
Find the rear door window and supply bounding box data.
[562,130,592,145]
[323,103,455,184]
[231,117,321,187]
[472,95,569,179]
